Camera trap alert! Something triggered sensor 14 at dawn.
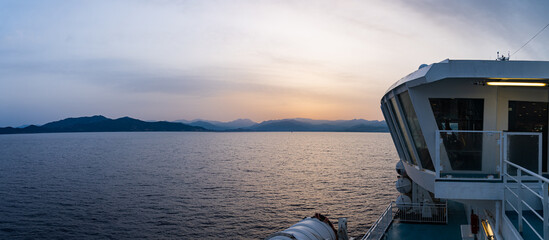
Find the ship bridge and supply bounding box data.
[380,59,549,240]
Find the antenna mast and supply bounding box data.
[511,22,549,58]
[496,51,509,61]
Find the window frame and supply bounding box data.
[381,101,408,163]
[389,94,422,168]
[398,91,434,171]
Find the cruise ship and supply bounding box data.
[268,59,549,240]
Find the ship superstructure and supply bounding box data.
[366,59,549,240]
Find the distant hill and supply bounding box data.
[42,115,110,130]
[343,123,388,132]
[185,120,223,131]
[179,118,388,132]
[0,115,206,134]
[245,118,388,132]
[250,119,312,131]
[218,119,257,129]
[176,118,257,130]
[1,116,388,134]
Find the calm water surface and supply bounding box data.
[0,132,398,239]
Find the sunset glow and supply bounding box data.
[1,0,549,126]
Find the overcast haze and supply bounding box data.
[1,0,549,127]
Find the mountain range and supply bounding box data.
[0,116,388,134]
[0,115,206,134]
[178,118,387,132]
[176,118,256,131]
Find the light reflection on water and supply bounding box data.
[0,132,398,239]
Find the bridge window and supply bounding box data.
[381,101,409,164]
[399,91,434,171]
[430,98,483,131]
[430,98,484,171]
[390,97,419,166]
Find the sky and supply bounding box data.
[1,0,549,127]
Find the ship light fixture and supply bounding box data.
[481,220,494,240]
[486,82,547,87]
[485,78,548,87]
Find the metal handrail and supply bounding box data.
[361,203,393,240]
[361,201,449,240]
[392,202,448,224]
[505,160,549,183]
[437,130,502,133]
[503,158,549,240]
[432,130,549,239]
[506,171,544,199]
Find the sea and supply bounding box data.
[0,132,398,239]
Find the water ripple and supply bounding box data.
[0,132,398,239]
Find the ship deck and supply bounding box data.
[383,201,468,240]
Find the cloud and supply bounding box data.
[1,0,549,126]
[0,54,365,103]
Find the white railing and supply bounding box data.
[361,203,393,240]
[361,201,448,240]
[435,130,502,181]
[392,202,448,224]
[503,159,549,240]
[434,130,549,239]
[503,132,543,176]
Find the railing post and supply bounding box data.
[499,132,503,180]
[446,202,448,224]
[496,201,501,238]
[541,181,549,240]
[435,130,440,179]
[503,133,508,181]
[503,133,508,228]
[503,160,507,215]
[518,169,523,233]
[539,133,543,175]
